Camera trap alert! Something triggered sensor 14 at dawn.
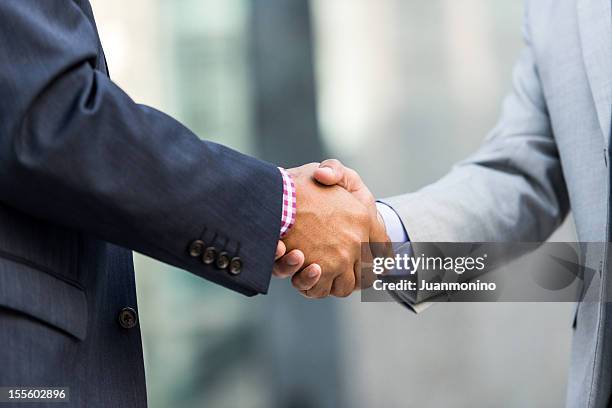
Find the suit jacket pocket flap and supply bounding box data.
[0,256,87,340]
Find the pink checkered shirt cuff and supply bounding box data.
[278,167,296,238]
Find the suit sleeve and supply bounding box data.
[381,3,569,244]
[380,2,570,308]
[0,1,282,296]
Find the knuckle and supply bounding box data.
[319,289,331,298]
[330,247,349,264]
[332,285,352,298]
[338,288,352,298]
[338,250,353,268]
[310,286,330,299]
[324,158,342,167]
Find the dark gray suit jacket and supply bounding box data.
[0,1,283,406]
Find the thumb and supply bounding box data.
[313,159,346,187]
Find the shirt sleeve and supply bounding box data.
[376,202,409,242]
[376,201,423,309]
[278,168,297,238]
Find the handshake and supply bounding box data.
[273,160,391,298]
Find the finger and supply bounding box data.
[291,263,322,291]
[304,270,337,299]
[315,161,365,197]
[343,167,363,192]
[273,249,305,278]
[331,271,356,298]
[275,240,286,260]
[313,159,346,186]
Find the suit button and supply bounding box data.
[216,251,230,269]
[202,246,218,265]
[229,257,242,275]
[118,307,138,329]
[188,240,205,257]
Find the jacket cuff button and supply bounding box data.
[202,246,218,265]
[216,251,230,269]
[188,240,205,257]
[229,257,242,275]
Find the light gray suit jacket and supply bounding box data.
[381,1,612,407]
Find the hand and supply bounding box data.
[279,163,374,298]
[313,159,389,249]
[272,240,320,288]
[277,160,391,294]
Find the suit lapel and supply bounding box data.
[577,0,612,146]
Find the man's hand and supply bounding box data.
[274,160,391,296]
[276,163,374,298]
[314,159,389,247]
[273,241,320,288]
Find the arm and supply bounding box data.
[0,1,282,296]
[381,4,568,244]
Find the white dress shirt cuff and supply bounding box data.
[376,201,409,243]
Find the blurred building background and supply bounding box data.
[90,1,575,407]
